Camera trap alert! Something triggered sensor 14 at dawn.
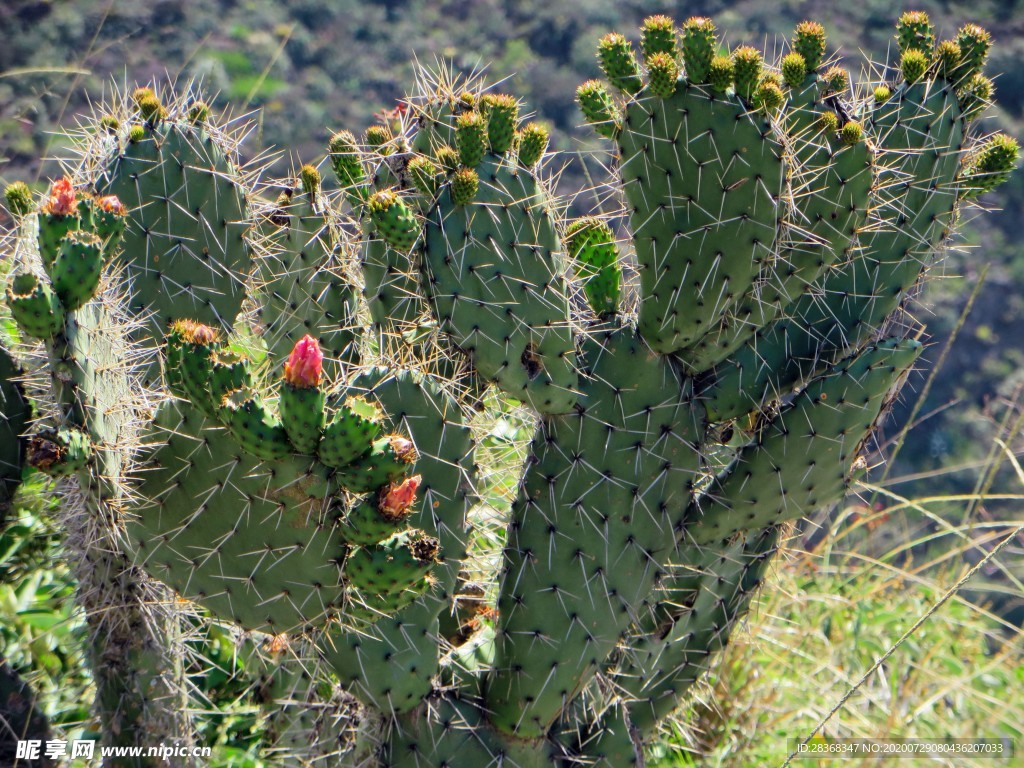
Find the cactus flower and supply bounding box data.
[42,177,76,216]
[379,474,422,520]
[284,334,323,388]
[95,195,127,215]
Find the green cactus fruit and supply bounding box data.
[576,80,621,138]
[646,52,679,98]
[167,319,222,417]
[614,80,785,354]
[26,426,94,477]
[99,114,120,133]
[337,434,417,494]
[422,155,579,414]
[319,396,381,469]
[278,335,326,455]
[792,20,826,70]
[127,124,145,143]
[6,272,64,339]
[409,156,441,197]
[188,100,209,123]
[956,24,991,79]
[341,475,421,546]
[896,11,935,54]
[755,79,785,112]
[641,15,677,62]
[822,66,850,93]
[328,130,369,205]
[218,388,292,461]
[344,529,440,597]
[708,54,734,93]
[364,123,394,153]
[487,326,704,738]
[434,143,460,171]
[0,348,28,519]
[450,167,479,205]
[682,16,717,84]
[4,182,33,217]
[209,348,253,403]
[901,49,929,83]
[483,93,519,153]
[368,190,419,253]
[819,110,841,133]
[597,33,643,94]
[935,40,962,80]
[98,104,251,374]
[455,111,487,168]
[781,52,807,88]
[49,229,105,311]
[517,122,549,167]
[732,46,763,101]
[958,73,994,119]
[565,217,620,316]
[840,120,864,145]
[961,134,1020,198]
[134,87,165,125]
[875,84,892,103]
[37,178,80,269]
[690,339,921,543]
[299,164,321,198]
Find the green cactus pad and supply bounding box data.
[483,93,519,153]
[487,325,704,738]
[896,11,934,54]
[279,382,325,455]
[456,111,487,168]
[690,339,921,543]
[732,46,763,101]
[565,217,620,316]
[517,123,549,167]
[704,77,966,421]
[577,80,621,139]
[209,348,253,403]
[318,396,381,469]
[423,155,579,414]
[682,17,717,84]
[598,33,643,94]
[49,230,105,311]
[328,130,369,205]
[7,272,64,339]
[614,85,785,354]
[169,321,222,417]
[793,20,827,70]
[340,489,417,547]
[218,388,292,461]
[255,190,359,371]
[0,348,27,519]
[97,116,251,375]
[641,15,677,62]
[127,403,349,633]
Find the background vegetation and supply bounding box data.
[0,1,1021,765]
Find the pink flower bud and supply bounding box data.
[42,177,77,216]
[378,474,422,520]
[284,334,323,388]
[95,195,127,215]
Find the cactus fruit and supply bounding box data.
[0,11,1016,767]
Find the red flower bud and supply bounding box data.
[284,334,323,388]
[42,178,76,216]
[378,474,422,520]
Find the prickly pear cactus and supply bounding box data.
[1,11,1016,768]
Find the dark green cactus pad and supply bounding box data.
[486,324,704,738]
[0,347,28,521]
[319,370,476,714]
[6,272,64,339]
[209,348,253,403]
[218,388,293,461]
[279,382,326,455]
[704,81,964,421]
[690,339,921,544]
[126,402,349,633]
[617,86,785,354]
[614,525,779,732]
[318,396,381,469]
[683,75,874,372]
[565,217,620,317]
[560,700,640,767]
[254,191,359,373]
[97,118,251,371]
[423,156,578,414]
[362,236,428,334]
[37,213,79,270]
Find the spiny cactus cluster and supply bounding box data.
[0,10,1017,767]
